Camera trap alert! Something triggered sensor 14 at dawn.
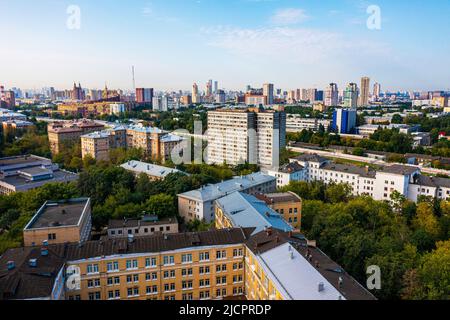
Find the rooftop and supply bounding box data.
[0,155,52,173]
[278,162,304,174]
[245,229,376,301]
[379,164,420,176]
[24,198,90,230]
[322,162,376,178]
[292,154,328,163]
[81,130,111,139]
[178,172,276,202]
[255,192,301,204]
[216,192,293,235]
[414,175,450,189]
[120,160,183,179]
[108,216,178,229]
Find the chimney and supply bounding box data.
[338,277,344,288]
[7,261,15,270]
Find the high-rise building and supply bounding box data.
[207,108,286,169]
[2,91,16,109]
[331,108,357,134]
[214,81,218,94]
[192,82,200,104]
[324,83,339,106]
[359,77,370,106]
[136,88,154,104]
[71,82,84,101]
[215,90,226,104]
[206,80,213,96]
[263,83,274,105]
[343,83,359,108]
[373,82,381,100]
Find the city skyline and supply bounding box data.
[1,0,450,91]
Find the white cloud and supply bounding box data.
[201,25,390,65]
[270,8,309,25]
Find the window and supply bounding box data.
[199,252,210,261]
[163,270,176,279]
[163,255,174,266]
[87,264,99,274]
[216,250,226,260]
[164,283,176,292]
[145,257,157,268]
[233,248,243,257]
[199,279,210,287]
[88,292,101,300]
[182,280,193,290]
[181,254,193,264]
[48,233,56,240]
[126,259,138,270]
[200,291,210,299]
[199,266,210,275]
[107,261,119,272]
[181,268,193,277]
[216,276,227,285]
[182,293,193,300]
[233,275,243,283]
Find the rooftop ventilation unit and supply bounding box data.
[318,282,325,292]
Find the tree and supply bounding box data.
[324,183,352,204]
[413,202,440,238]
[144,194,177,218]
[402,240,450,300]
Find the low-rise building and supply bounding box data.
[357,124,420,137]
[286,115,331,133]
[120,160,183,181]
[107,215,178,238]
[215,192,294,235]
[288,153,450,203]
[23,198,92,246]
[266,162,305,187]
[178,172,277,223]
[254,192,302,230]
[2,120,34,135]
[0,155,78,195]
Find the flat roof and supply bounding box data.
[1,169,78,190]
[120,161,183,178]
[179,172,276,202]
[24,198,90,230]
[0,155,51,170]
[256,192,301,204]
[216,192,293,235]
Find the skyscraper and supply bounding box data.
[332,108,357,134]
[71,82,84,101]
[192,82,200,104]
[325,83,339,106]
[343,83,359,108]
[206,80,213,96]
[214,81,218,94]
[136,88,154,104]
[359,77,370,106]
[373,82,381,101]
[263,83,274,105]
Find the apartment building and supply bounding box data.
[107,215,178,238]
[0,228,375,300]
[286,154,450,203]
[81,131,111,162]
[2,120,34,135]
[80,125,183,162]
[207,108,286,169]
[23,198,92,246]
[286,115,331,133]
[48,120,104,154]
[215,192,294,235]
[178,172,277,223]
[0,155,78,195]
[254,192,302,230]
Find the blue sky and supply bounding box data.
[1,0,449,92]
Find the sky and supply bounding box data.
[1,0,449,92]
